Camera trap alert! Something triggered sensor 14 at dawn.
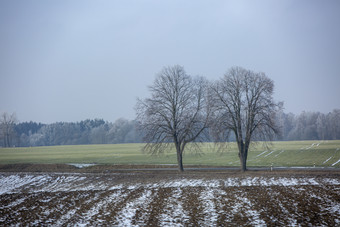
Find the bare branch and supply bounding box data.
[136,65,211,171]
[209,67,281,171]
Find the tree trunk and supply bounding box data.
[174,138,184,172]
[240,152,247,172]
[238,141,248,172]
[7,134,11,148]
[5,134,10,148]
[176,149,184,172]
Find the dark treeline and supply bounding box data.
[8,118,141,147]
[1,109,340,147]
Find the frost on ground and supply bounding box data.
[0,173,339,226]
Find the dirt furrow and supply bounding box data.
[0,172,339,226]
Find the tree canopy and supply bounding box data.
[210,66,281,171]
[136,65,211,171]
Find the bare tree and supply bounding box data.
[136,65,210,172]
[210,67,281,172]
[0,112,17,147]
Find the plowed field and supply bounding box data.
[1,171,339,226]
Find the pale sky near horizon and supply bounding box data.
[1,0,340,123]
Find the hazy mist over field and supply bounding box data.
[1,0,340,123]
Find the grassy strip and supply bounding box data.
[0,141,339,167]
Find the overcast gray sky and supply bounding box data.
[1,0,340,123]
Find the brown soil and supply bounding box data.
[0,163,339,175]
[0,164,339,226]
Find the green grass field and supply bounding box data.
[0,140,340,167]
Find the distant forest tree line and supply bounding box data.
[0,109,339,147]
[0,116,141,147]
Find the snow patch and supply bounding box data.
[56,208,78,226]
[0,175,42,195]
[1,173,340,226]
[323,157,333,164]
[0,197,26,209]
[256,151,268,157]
[116,189,153,226]
[163,179,209,188]
[2,174,338,196]
[231,196,265,226]
[301,143,317,150]
[322,178,340,185]
[68,163,97,168]
[199,188,218,226]
[79,190,124,225]
[274,150,285,157]
[332,159,340,166]
[264,150,275,157]
[160,188,189,226]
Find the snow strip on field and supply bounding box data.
[160,188,189,226]
[306,143,315,150]
[0,175,44,195]
[116,189,153,226]
[230,194,265,226]
[240,197,266,226]
[274,150,285,157]
[199,188,218,226]
[264,150,275,157]
[1,174,340,196]
[300,143,318,150]
[332,159,340,166]
[256,151,268,157]
[162,179,220,188]
[0,197,26,209]
[323,156,333,164]
[56,207,78,226]
[141,177,336,188]
[79,190,124,226]
[68,163,97,168]
[309,192,340,224]
[323,178,340,185]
